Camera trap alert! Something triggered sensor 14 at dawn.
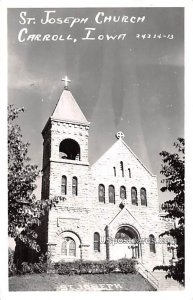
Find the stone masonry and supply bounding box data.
[40,82,176,272]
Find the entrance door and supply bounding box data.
[111,226,139,260]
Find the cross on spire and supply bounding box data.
[116,131,125,140]
[62,76,71,90]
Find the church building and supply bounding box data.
[41,77,175,272]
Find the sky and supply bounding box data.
[8,7,184,204]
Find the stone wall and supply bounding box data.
[41,117,174,272]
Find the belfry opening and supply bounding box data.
[59,138,80,160]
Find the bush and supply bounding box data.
[9,253,50,276]
[20,262,34,274]
[8,248,17,276]
[118,258,136,274]
[54,259,136,275]
[9,253,136,277]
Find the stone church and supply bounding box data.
[40,77,175,271]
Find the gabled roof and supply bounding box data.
[108,207,143,229]
[91,138,156,177]
[51,89,88,124]
[121,139,155,176]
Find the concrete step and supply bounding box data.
[153,271,184,291]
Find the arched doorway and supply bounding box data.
[111,225,140,260]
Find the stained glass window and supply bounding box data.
[109,185,115,203]
[94,232,100,252]
[72,176,78,196]
[120,186,126,199]
[61,237,76,257]
[61,176,67,195]
[131,187,137,205]
[140,188,147,206]
[149,234,156,253]
[69,239,76,256]
[99,184,105,202]
[61,239,68,255]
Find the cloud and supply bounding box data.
[8,53,58,92]
[9,53,38,89]
[158,52,184,67]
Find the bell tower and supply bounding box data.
[41,77,90,203]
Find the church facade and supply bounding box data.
[41,78,175,271]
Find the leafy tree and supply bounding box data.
[8,104,66,271]
[154,138,184,285]
[8,104,42,251]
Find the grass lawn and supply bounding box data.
[9,273,156,291]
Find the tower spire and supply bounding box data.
[51,76,88,124]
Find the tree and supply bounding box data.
[8,104,66,270]
[8,104,42,251]
[154,138,184,285]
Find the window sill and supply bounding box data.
[60,255,77,259]
[50,158,89,166]
[150,252,156,257]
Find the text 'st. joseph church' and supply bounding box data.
[40,77,174,271]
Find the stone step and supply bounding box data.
[153,271,184,291]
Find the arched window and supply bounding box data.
[61,239,68,255]
[94,232,100,252]
[113,167,116,177]
[61,237,76,257]
[128,168,131,178]
[59,139,80,160]
[99,184,105,203]
[72,176,78,196]
[120,186,126,199]
[69,239,76,256]
[120,161,124,177]
[140,188,147,206]
[131,187,138,205]
[149,234,156,253]
[61,176,67,195]
[109,185,115,203]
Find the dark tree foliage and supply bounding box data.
[154,138,184,285]
[8,105,65,253]
[8,105,41,251]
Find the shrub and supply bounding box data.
[9,252,50,276]
[9,254,136,276]
[8,248,17,276]
[54,258,136,275]
[118,258,136,274]
[21,262,34,274]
